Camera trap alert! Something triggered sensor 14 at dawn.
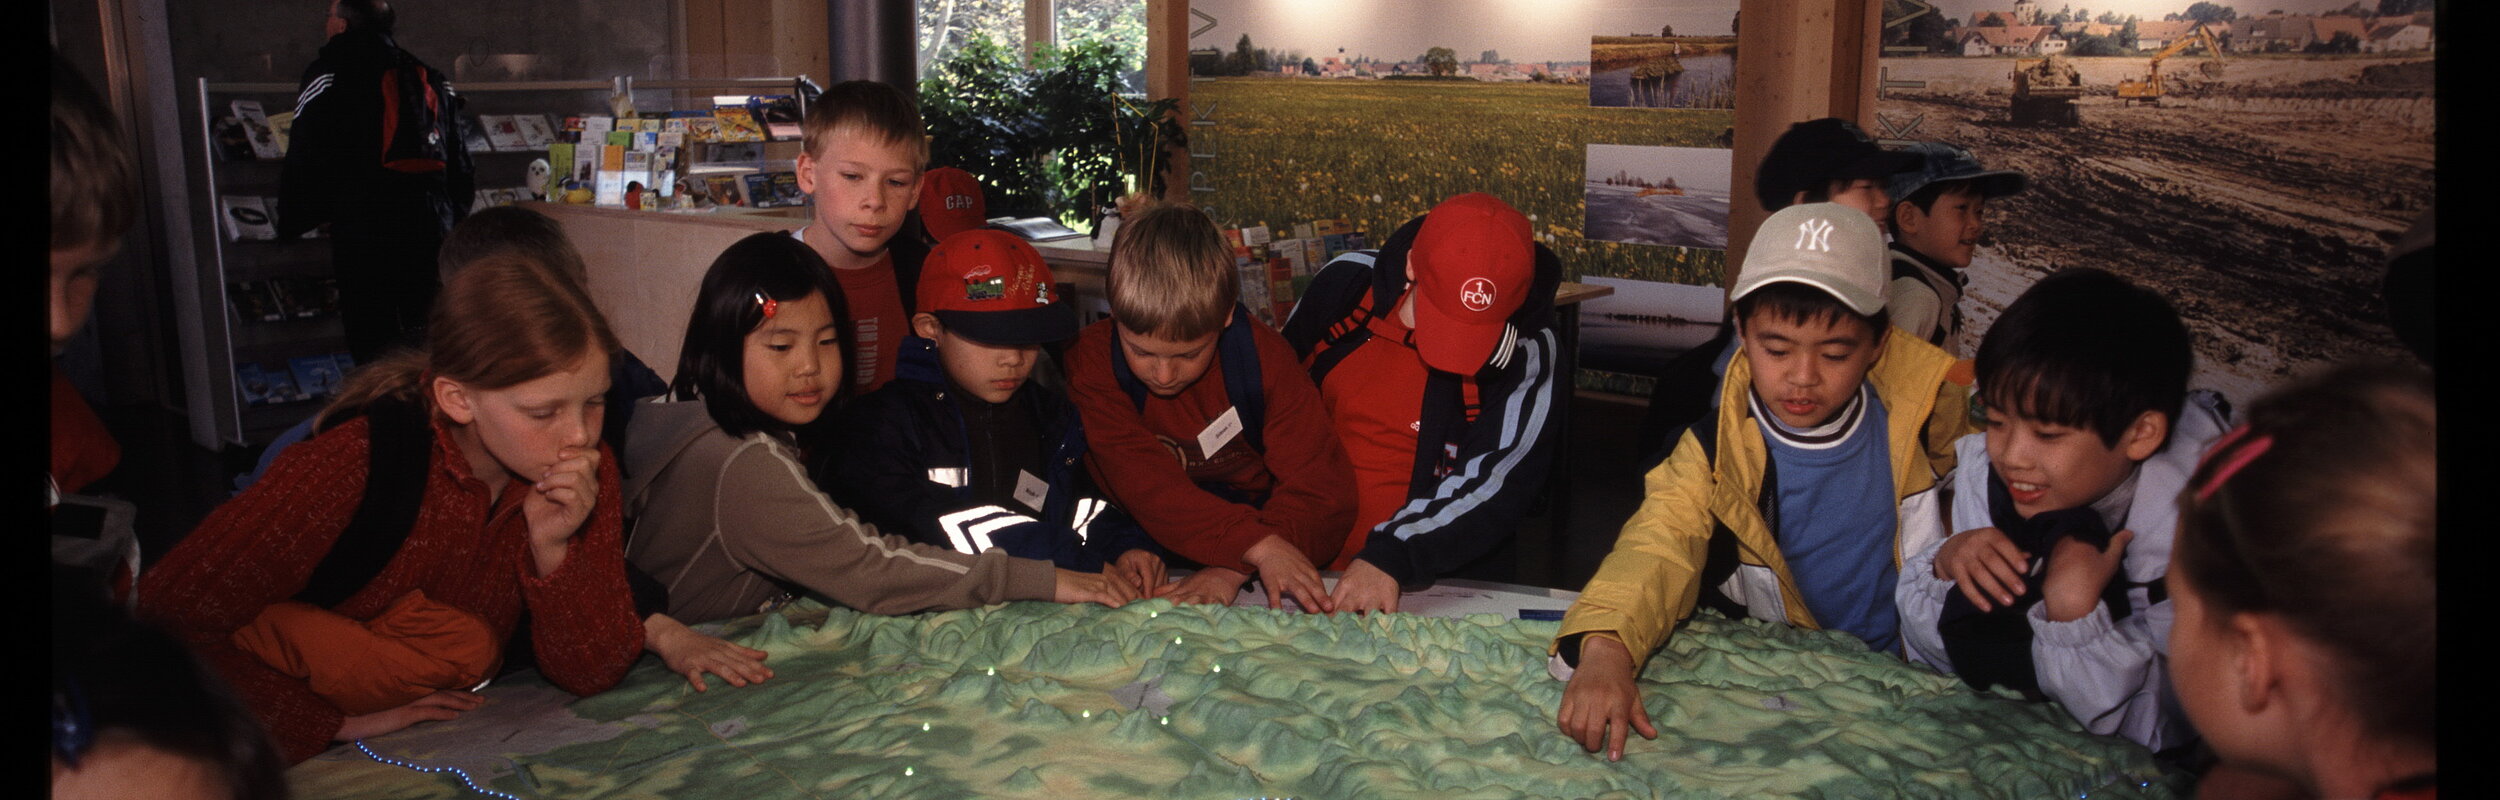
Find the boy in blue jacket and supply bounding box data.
[823,230,1169,595]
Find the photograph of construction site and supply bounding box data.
[1876,0,2433,403]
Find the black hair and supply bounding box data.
[1733,281,1888,343]
[53,579,289,799]
[1975,267,2191,448]
[670,233,855,438]
[437,205,586,286]
[334,0,394,35]
[1890,179,1984,231]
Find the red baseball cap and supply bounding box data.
[1409,193,1535,374]
[918,166,988,242]
[916,229,1077,345]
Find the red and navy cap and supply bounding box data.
[918,166,988,242]
[1409,193,1534,375]
[916,229,1077,345]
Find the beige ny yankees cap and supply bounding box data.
[1728,202,1889,316]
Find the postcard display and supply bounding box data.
[197,83,360,445]
[1184,0,1739,396]
[188,77,812,448]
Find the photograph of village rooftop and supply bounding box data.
[1877,0,2432,401]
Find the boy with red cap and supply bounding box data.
[822,230,1170,595]
[1281,192,1567,613]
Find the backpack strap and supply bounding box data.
[1305,284,1379,386]
[1108,304,1267,454]
[1664,410,1783,622]
[293,396,432,609]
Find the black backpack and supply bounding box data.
[378,53,458,174]
[293,397,432,607]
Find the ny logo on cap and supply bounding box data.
[1460,277,1497,312]
[1795,218,1834,252]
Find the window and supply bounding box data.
[918,0,1147,90]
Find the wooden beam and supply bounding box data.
[1727,0,1878,286]
[1146,0,1190,203]
[1026,0,1056,61]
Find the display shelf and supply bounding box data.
[182,74,813,448]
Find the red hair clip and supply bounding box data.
[754,292,778,319]
[2194,424,2275,502]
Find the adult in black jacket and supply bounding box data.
[1281,193,1567,613]
[277,0,473,362]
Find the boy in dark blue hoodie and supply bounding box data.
[822,230,1169,594]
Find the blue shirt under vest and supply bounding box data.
[1755,382,1899,654]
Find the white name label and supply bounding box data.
[1197,406,1244,460]
[1013,469,1049,513]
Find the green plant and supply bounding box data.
[921,35,1185,230]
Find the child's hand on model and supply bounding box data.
[1109,549,1168,596]
[524,445,602,576]
[1054,568,1136,607]
[642,613,772,691]
[1556,634,1657,761]
[1329,559,1400,614]
[2040,529,2132,622]
[1935,526,2029,611]
[1156,567,1248,605]
[335,689,485,741]
[1241,534,1333,613]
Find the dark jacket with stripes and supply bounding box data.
[1280,215,1567,587]
[818,336,1158,572]
[276,29,473,239]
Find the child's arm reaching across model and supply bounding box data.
[1556,634,1658,762]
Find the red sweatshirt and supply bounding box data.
[136,415,642,764]
[1065,319,1355,572]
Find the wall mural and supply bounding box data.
[1186,0,1741,394]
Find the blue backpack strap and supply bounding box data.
[1108,304,1266,454]
[1107,321,1151,412]
[1217,305,1265,453]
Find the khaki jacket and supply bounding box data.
[622,399,1056,624]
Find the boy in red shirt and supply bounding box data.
[790,80,928,393]
[1282,193,1566,613]
[1063,204,1356,612]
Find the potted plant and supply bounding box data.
[921,35,1186,231]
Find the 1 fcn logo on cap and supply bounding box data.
[1460,277,1497,312]
[1795,217,1835,252]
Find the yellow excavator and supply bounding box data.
[2117,23,2225,105]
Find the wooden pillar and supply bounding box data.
[1146,0,1190,203]
[1727,0,1879,285]
[679,0,835,84]
[1025,0,1057,60]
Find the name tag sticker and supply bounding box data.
[1013,469,1048,513]
[1197,406,1244,459]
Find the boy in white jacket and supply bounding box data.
[1897,267,2225,753]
